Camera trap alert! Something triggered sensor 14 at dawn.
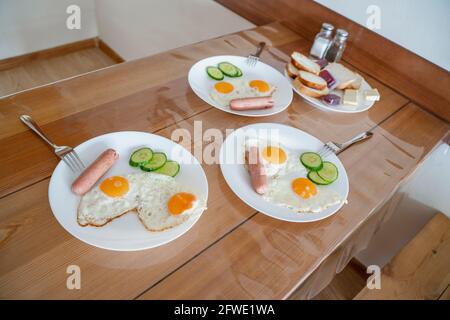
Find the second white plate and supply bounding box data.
[220,123,349,223]
[188,55,293,117]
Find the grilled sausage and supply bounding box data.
[71,148,119,195]
[230,96,274,111]
[246,146,267,195]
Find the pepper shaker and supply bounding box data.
[325,29,349,62]
[309,23,334,60]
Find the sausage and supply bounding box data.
[71,149,119,195]
[230,96,274,111]
[245,147,267,195]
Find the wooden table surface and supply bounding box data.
[0,23,448,299]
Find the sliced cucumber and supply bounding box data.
[206,66,224,80]
[140,152,167,171]
[154,160,180,177]
[300,152,323,171]
[218,62,238,77]
[234,66,243,77]
[307,171,331,185]
[317,161,339,183]
[129,147,153,167]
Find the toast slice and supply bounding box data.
[298,70,327,90]
[324,63,359,90]
[285,62,299,79]
[293,77,329,98]
[291,52,320,75]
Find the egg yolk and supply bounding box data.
[292,178,317,199]
[214,81,234,94]
[249,80,270,92]
[100,176,129,198]
[262,146,287,164]
[168,192,197,215]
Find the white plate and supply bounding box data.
[48,131,208,251]
[188,55,293,117]
[284,70,375,113]
[219,123,349,223]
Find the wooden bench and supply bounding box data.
[355,213,450,300]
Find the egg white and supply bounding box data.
[210,78,276,107]
[77,172,206,230]
[244,137,296,177]
[77,173,140,226]
[137,173,205,231]
[263,173,344,213]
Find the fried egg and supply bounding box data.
[244,138,301,177]
[263,174,344,213]
[77,172,206,230]
[210,78,276,107]
[78,174,139,226]
[137,173,205,231]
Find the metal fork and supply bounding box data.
[246,42,266,67]
[19,115,85,173]
[318,131,373,158]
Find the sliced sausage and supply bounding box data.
[230,96,274,111]
[71,148,119,195]
[245,146,267,195]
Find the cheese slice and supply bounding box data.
[343,89,358,106]
[363,88,380,101]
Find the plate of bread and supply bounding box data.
[285,52,380,113]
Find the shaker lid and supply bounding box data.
[322,23,334,31]
[336,29,349,40]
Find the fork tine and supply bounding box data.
[318,144,332,158]
[71,151,85,169]
[62,156,76,173]
[65,153,80,172]
[67,152,84,172]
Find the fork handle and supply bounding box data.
[254,42,266,58]
[339,131,373,153]
[20,115,57,149]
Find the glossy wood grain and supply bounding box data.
[216,0,450,122]
[0,22,447,299]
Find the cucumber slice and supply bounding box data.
[300,152,323,171]
[317,161,339,183]
[140,152,167,171]
[154,160,180,177]
[308,171,331,185]
[218,62,238,77]
[129,147,153,167]
[206,66,224,80]
[234,66,243,77]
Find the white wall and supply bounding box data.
[315,0,450,71]
[94,0,254,61]
[0,0,98,59]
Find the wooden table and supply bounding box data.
[0,23,448,299]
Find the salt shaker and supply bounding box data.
[325,29,349,62]
[309,23,334,60]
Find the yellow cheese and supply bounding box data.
[363,88,380,101]
[343,89,358,106]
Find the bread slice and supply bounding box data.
[285,62,299,79]
[347,73,363,90]
[298,70,327,90]
[291,52,320,75]
[293,77,329,98]
[324,63,359,90]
